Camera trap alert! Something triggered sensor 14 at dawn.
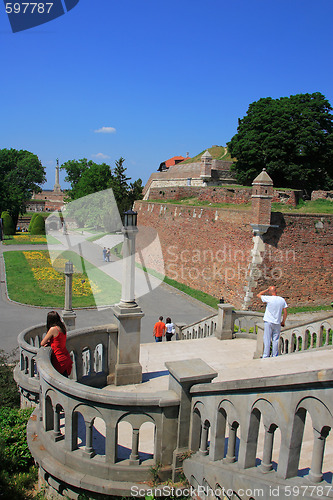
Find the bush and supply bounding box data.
[0,349,20,408]
[28,212,39,232]
[30,214,45,235]
[1,211,15,235]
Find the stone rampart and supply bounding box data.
[134,201,333,309]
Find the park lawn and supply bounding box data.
[2,234,60,245]
[3,250,121,308]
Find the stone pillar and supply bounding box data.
[225,423,238,463]
[129,428,140,464]
[253,324,265,359]
[199,422,209,455]
[53,406,62,442]
[308,428,329,483]
[165,359,217,482]
[83,420,95,458]
[261,426,275,472]
[62,260,76,331]
[200,150,212,184]
[215,303,234,340]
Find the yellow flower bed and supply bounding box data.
[14,235,47,243]
[23,251,101,296]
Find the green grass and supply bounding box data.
[272,199,333,214]
[287,304,332,314]
[148,197,252,210]
[3,250,121,308]
[181,145,234,163]
[147,196,333,214]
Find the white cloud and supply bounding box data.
[91,153,111,160]
[94,126,116,134]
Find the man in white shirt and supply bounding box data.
[257,286,288,358]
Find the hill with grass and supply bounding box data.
[181,145,234,164]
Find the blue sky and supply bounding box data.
[1,0,332,189]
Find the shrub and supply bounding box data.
[28,212,39,232]
[1,211,15,235]
[30,214,45,235]
[0,349,20,408]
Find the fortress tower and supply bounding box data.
[251,168,273,229]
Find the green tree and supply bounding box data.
[0,149,46,227]
[28,212,39,232]
[61,157,143,221]
[1,211,15,236]
[227,92,333,191]
[60,158,112,201]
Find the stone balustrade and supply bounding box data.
[27,342,180,497]
[179,313,218,339]
[279,315,333,355]
[184,368,333,500]
[233,310,264,338]
[254,314,333,358]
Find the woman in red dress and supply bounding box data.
[41,311,73,377]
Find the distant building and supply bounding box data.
[143,146,236,200]
[27,160,65,212]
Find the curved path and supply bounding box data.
[0,241,215,353]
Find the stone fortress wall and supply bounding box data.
[134,200,333,310]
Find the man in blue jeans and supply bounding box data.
[257,286,288,358]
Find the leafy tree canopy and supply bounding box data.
[0,149,46,226]
[61,157,143,222]
[227,92,333,191]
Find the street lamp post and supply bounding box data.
[62,260,76,331]
[111,209,144,386]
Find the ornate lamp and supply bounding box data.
[123,209,138,228]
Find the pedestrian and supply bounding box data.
[165,317,175,341]
[257,286,288,358]
[106,248,111,262]
[40,311,73,376]
[153,316,166,342]
[103,247,107,261]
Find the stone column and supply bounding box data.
[53,406,62,442]
[308,428,329,483]
[62,260,76,331]
[225,423,238,463]
[199,422,209,455]
[129,428,140,464]
[83,420,95,458]
[261,426,275,472]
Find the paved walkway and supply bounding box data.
[0,240,215,353]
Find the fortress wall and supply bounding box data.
[135,201,254,308]
[135,201,333,309]
[148,185,302,206]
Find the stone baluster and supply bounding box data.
[129,428,140,464]
[199,422,209,455]
[53,406,63,441]
[225,422,238,463]
[308,428,330,483]
[260,425,276,472]
[84,420,95,458]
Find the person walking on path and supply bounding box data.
[102,247,107,261]
[153,316,166,342]
[165,317,175,341]
[41,311,73,376]
[257,285,288,358]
